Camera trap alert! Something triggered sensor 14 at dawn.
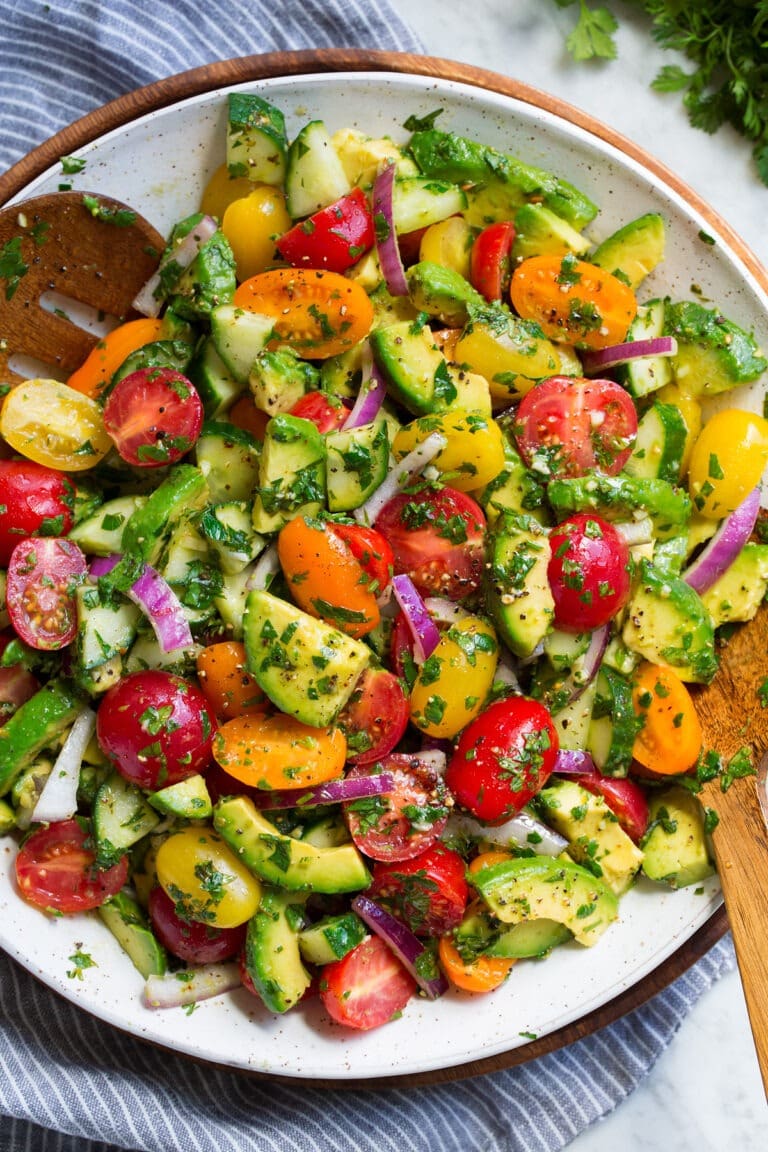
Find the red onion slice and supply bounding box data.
[249,771,394,810]
[554,749,597,776]
[354,432,447,526]
[372,163,409,297]
[351,894,448,999]
[391,574,440,662]
[581,336,677,375]
[682,486,761,594]
[132,214,219,317]
[144,963,241,1009]
[342,358,387,431]
[445,810,568,857]
[30,707,96,824]
[90,554,193,653]
[560,624,609,707]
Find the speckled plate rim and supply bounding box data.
[0,48,755,1087]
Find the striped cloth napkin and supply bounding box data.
[0,2,736,1150]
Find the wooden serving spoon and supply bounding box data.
[692,601,768,1097]
[0,191,163,385]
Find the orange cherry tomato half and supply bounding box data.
[277,514,380,638]
[233,268,374,359]
[196,641,270,720]
[510,254,637,349]
[631,662,703,776]
[66,317,165,398]
[438,935,515,994]
[212,711,347,790]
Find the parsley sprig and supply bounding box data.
[553,1,768,185]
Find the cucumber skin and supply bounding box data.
[0,679,85,797]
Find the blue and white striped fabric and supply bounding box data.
[0,2,736,1149]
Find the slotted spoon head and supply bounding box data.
[0,191,164,384]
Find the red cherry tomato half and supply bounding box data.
[374,485,486,601]
[390,610,416,684]
[446,697,559,822]
[0,459,74,567]
[513,375,637,479]
[275,187,375,273]
[320,934,417,1031]
[96,670,216,789]
[0,663,39,724]
[336,667,409,765]
[344,753,450,862]
[102,367,204,468]
[6,537,87,650]
[575,772,650,843]
[369,843,469,937]
[330,522,394,594]
[148,886,246,964]
[547,513,632,632]
[288,391,349,433]
[15,819,129,913]
[470,220,515,303]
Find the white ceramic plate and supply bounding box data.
[0,67,765,1082]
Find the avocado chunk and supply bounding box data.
[547,474,691,539]
[251,414,326,534]
[120,464,208,565]
[453,907,570,960]
[249,347,319,416]
[165,218,237,322]
[641,786,714,889]
[405,261,486,327]
[512,203,590,262]
[108,338,194,395]
[485,511,554,658]
[213,795,371,893]
[470,855,619,946]
[664,300,767,396]
[0,679,85,797]
[536,778,644,895]
[700,542,768,627]
[407,128,598,229]
[622,559,717,683]
[98,891,167,979]
[242,887,311,1013]
[243,588,370,727]
[147,773,213,819]
[370,320,452,416]
[591,212,666,290]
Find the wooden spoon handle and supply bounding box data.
[701,763,768,1097]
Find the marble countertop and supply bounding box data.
[386,0,768,1145]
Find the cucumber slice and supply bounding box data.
[226,92,287,185]
[285,121,351,219]
[210,304,276,384]
[625,401,687,484]
[617,300,672,399]
[392,177,467,234]
[187,337,244,418]
[585,666,638,777]
[298,912,367,965]
[69,495,148,556]
[198,501,266,575]
[195,422,261,504]
[92,771,160,865]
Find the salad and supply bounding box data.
[0,89,766,1034]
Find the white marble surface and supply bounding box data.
[386,0,768,1145]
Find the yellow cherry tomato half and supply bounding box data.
[221,185,292,281]
[410,616,498,739]
[392,408,506,492]
[213,711,347,791]
[419,216,473,280]
[199,162,257,220]
[0,378,112,471]
[687,409,768,519]
[155,827,261,929]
